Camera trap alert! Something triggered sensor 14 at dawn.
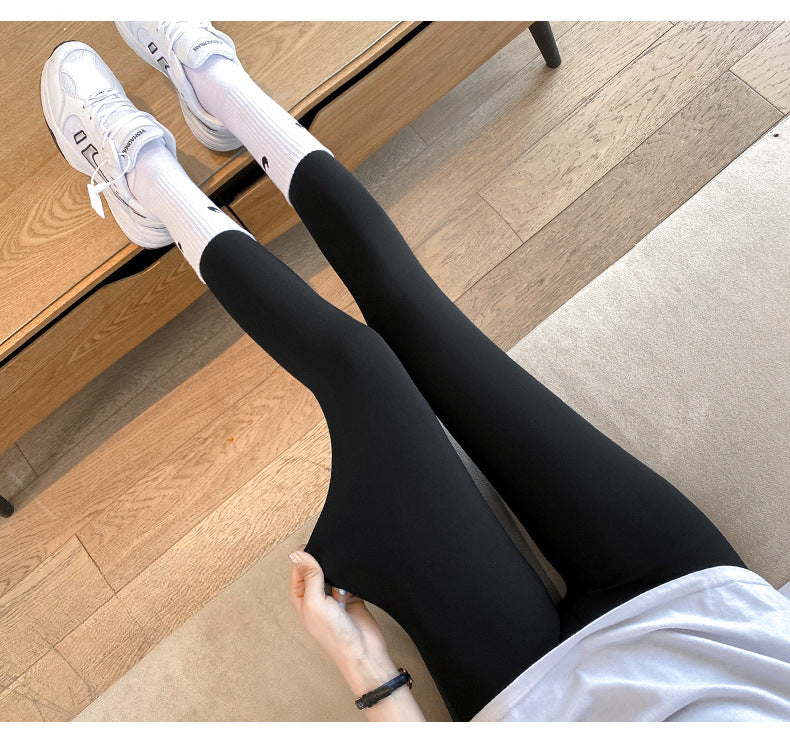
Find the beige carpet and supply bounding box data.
[76,116,790,721]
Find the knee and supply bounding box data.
[330,319,397,379]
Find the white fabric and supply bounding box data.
[127,141,248,281]
[472,566,790,722]
[184,56,332,203]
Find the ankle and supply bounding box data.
[126,140,176,201]
[183,55,247,119]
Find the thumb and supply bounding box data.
[291,550,326,603]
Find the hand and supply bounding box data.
[289,546,389,668]
[289,546,426,721]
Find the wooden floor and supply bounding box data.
[1,21,788,721]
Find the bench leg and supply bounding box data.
[530,21,561,68]
[0,494,14,518]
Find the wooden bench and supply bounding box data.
[0,21,560,517]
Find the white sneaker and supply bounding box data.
[41,41,176,248]
[115,21,242,152]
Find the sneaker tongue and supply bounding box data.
[113,120,166,168]
[174,28,235,69]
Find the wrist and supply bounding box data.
[340,655,424,722]
[338,653,399,698]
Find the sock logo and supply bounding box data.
[207,206,220,212]
[295,121,305,129]
[261,156,269,171]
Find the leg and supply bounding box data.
[201,233,561,721]
[127,145,559,721]
[529,21,562,68]
[288,152,746,634]
[180,54,744,635]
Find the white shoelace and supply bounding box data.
[87,154,130,218]
[81,89,141,218]
[83,89,142,149]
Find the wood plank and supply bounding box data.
[361,21,674,250]
[77,365,326,591]
[480,21,780,240]
[56,596,153,703]
[0,247,207,456]
[411,21,577,146]
[0,159,139,363]
[731,21,790,113]
[0,336,277,600]
[0,649,90,721]
[219,21,401,130]
[0,596,152,722]
[70,291,356,596]
[0,22,155,202]
[0,679,45,721]
[117,422,331,641]
[0,537,112,689]
[411,194,522,301]
[456,71,783,351]
[227,178,301,250]
[0,444,36,502]
[351,125,428,205]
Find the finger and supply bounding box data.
[289,552,306,614]
[291,550,326,605]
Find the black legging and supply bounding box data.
[200,151,745,721]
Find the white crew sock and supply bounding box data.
[184,56,332,204]
[127,141,248,282]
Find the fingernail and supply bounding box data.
[337,588,347,596]
[289,552,302,565]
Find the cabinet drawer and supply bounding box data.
[0,245,206,453]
